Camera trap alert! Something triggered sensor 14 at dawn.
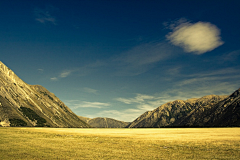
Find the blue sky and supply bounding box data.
[1,0,240,122]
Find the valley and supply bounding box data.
[1,61,240,128]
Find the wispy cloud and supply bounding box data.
[171,82,238,99]
[34,6,58,25]
[37,69,44,73]
[84,87,98,94]
[93,92,183,122]
[74,78,239,122]
[113,42,175,76]
[111,74,240,122]
[77,60,106,76]
[222,50,240,62]
[166,18,224,54]
[89,109,148,122]
[112,94,164,121]
[163,67,240,99]
[78,101,110,109]
[73,44,173,77]
[166,66,182,76]
[60,70,73,78]
[118,43,169,66]
[50,69,76,81]
[48,42,174,78]
[190,68,239,77]
[50,77,58,81]
[49,60,106,81]
[178,68,240,87]
[116,94,155,104]
[65,100,110,109]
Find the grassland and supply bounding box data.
[0,127,240,159]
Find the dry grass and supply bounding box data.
[0,127,240,159]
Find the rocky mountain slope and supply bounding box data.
[127,91,240,128]
[0,61,90,128]
[177,88,240,127]
[79,116,129,128]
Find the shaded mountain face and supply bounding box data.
[126,93,238,128]
[79,116,130,128]
[197,88,240,127]
[0,61,90,128]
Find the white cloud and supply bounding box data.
[166,20,224,54]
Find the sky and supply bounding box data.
[1,0,240,122]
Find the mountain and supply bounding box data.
[0,61,90,128]
[78,116,92,123]
[177,88,240,127]
[79,116,130,128]
[126,92,240,128]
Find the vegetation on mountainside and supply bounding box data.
[39,91,54,101]
[9,118,27,127]
[19,107,47,127]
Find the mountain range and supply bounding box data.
[0,61,239,128]
[0,61,90,128]
[127,89,240,128]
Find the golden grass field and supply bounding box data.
[0,127,240,159]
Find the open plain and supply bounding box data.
[0,127,240,159]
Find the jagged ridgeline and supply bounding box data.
[0,61,90,128]
[127,88,240,128]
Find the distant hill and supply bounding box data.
[79,116,130,128]
[0,61,90,128]
[127,88,240,128]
